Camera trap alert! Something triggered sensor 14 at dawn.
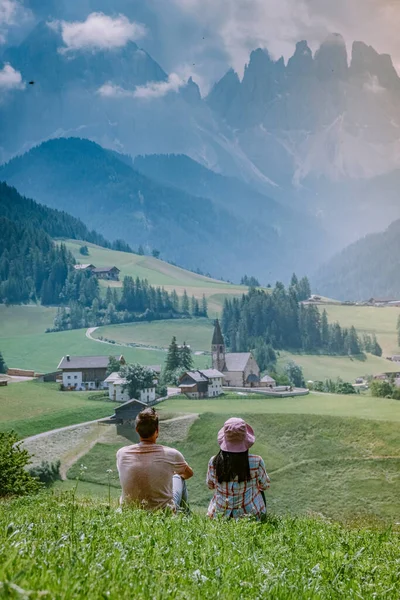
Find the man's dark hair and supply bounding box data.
[135,407,159,439]
[213,450,250,483]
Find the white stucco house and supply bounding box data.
[104,372,156,404]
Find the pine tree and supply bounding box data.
[181,290,190,314]
[0,350,7,374]
[180,342,193,371]
[371,334,382,357]
[321,309,329,350]
[201,294,208,317]
[165,336,180,371]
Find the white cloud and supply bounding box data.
[0,63,24,90]
[51,12,147,53]
[134,73,184,99]
[170,0,400,78]
[0,0,31,44]
[98,73,185,100]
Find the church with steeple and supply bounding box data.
[211,319,260,387]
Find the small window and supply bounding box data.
[67,375,71,379]
[74,375,78,379]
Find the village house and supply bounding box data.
[104,371,157,404]
[179,368,224,398]
[92,266,120,281]
[57,355,125,390]
[211,319,260,387]
[260,374,276,388]
[73,264,95,272]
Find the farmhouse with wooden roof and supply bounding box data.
[57,355,125,391]
[211,319,260,387]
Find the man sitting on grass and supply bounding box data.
[116,407,193,512]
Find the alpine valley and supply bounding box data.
[2,2,400,290]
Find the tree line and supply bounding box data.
[221,279,381,358]
[51,275,208,331]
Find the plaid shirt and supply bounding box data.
[206,454,270,520]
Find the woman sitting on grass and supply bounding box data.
[206,417,270,520]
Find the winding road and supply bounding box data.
[86,327,167,353]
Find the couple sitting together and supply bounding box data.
[116,407,270,520]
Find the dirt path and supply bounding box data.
[23,413,199,480]
[86,327,167,353]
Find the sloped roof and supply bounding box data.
[92,266,120,273]
[200,369,225,379]
[212,319,224,345]
[185,371,209,383]
[58,355,124,369]
[104,372,126,385]
[224,353,252,372]
[74,264,95,270]
[261,374,276,383]
[114,398,147,414]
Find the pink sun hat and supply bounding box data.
[217,417,255,453]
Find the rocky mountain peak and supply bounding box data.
[181,76,202,104]
[287,40,313,76]
[350,41,400,90]
[314,33,348,80]
[206,68,240,116]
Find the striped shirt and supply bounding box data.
[206,454,270,520]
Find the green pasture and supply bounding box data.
[0,381,114,438]
[1,495,398,599]
[94,318,214,352]
[278,350,398,382]
[322,304,400,356]
[63,239,244,313]
[160,392,400,421]
[69,412,400,522]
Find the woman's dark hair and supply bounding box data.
[213,450,251,483]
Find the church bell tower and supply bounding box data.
[211,319,226,372]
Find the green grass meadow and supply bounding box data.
[277,351,398,382]
[0,381,114,438]
[94,318,214,351]
[68,411,400,523]
[64,239,244,314]
[323,304,400,356]
[1,495,398,599]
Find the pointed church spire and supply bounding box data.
[212,319,224,345]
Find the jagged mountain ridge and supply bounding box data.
[207,34,400,185]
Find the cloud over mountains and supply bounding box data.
[50,12,147,53]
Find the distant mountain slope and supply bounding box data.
[0,138,293,281]
[313,219,400,300]
[133,153,331,272]
[133,153,282,221]
[0,180,109,246]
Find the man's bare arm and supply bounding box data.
[182,464,194,480]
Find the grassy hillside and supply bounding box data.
[69,411,400,522]
[2,496,398,599]
[1,325,168,374]
[278,351,397,382]
[93,318,214,352]
[161,393,400,421]
[0,381,113,438]
[64,239,244,314]
[322,304,400,356]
